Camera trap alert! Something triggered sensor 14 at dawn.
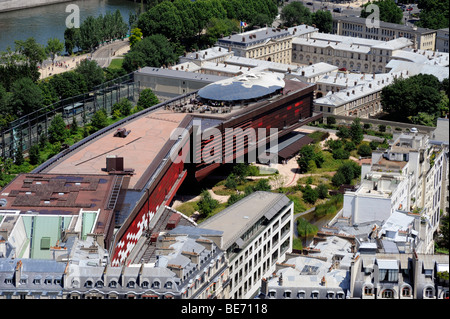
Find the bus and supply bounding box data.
[63,102,84,118]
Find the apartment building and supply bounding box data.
[350,250,449,299]
[332,16,437,51]
[217,26,294,64]
[436,28,449,53]
[257,230,449,299]
[343,131,446,253]
[292,35,413,73]
[313,70,408,118]
[200,191,294,299]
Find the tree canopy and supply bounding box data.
[416,0,449,30]
[280,2,312,27]
[381,74,448,126]
[123,34,178,72]
[360,0,403,25]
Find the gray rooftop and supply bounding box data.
[218,27,292,47]
[334,16,437,34]
[199,191,290,250]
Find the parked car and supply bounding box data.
[306,2,313,5]
[406,6,413,11]
[333,8,342,13]
[338,67,347,72]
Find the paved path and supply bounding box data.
[39,39,130,79]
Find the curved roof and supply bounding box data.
[197,72,285,102]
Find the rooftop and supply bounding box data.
[42,109,189,190]
[199,191,290,250]
[218,27,292,47]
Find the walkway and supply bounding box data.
[39,38,130,79]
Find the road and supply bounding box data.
[92,40,130,68]
[39,39,130,79]
[290,0,420,26]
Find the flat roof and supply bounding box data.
[44,109,189,189]
[199,191,290,250]
[334,16,437,34]
[218,27,292,47]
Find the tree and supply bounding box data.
[28,144,41,165]
[49,72,87,100]
[357,143,373,157]
[416,0,449,30]
[10,77,44,116]
[297,144,315,173]
[332,148,350,160]
[254,178,271,191]
[14,37,46,67]
[225,173,238,189]
[280,2,312,27]
[111,98,133,117]
[349,118,364,145]
[45,38,64,65]
[48,114,68,144]
[137,88,159,111]
[331,171,346,187]
[302,185,318,204]
[312,10,332,33]
[78,16,102,52]
[123,34,178,72]
[137,1,184,40]
[90,109,109,132]
[197,190,219,216]
[64,27,79,55]
[381,74,443,125]
[205,18,239,46]
[316,183,328,199]
[74,59,104,91]
[129,27,143,48]
[360,0,403,24]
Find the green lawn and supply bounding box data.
[108,58,124,70]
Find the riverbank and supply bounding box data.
[39,38,130,79]
[0,0,72,13]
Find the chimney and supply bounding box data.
[15,260,23,286]
[106,155,124,172]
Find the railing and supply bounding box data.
[0,73,138,159]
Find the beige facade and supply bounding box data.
[217,27,294,64]
[333,16,437,51]
[292,36,412,73]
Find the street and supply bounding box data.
[288,0,420,26]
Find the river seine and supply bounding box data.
[0,0,142,52]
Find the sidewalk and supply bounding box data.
[38,39,130,80]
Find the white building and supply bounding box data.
[199,191,294,299]
[343,131,446,253]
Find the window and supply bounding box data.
[141,281,149,288]
[382,289,394,299]
[379,268,398,282]
[402,287,411,297]
[128,281,135,288]
[165,281,173,289]
[364,286,373,296]
[311,291,319,299]
[85,280,93,288]
[297,291,305,299]
[284,290,291,298]
[425,287,434,298]
[152,281,160,289]
[109,280,117,288]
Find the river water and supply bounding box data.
[0,0,142,52]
